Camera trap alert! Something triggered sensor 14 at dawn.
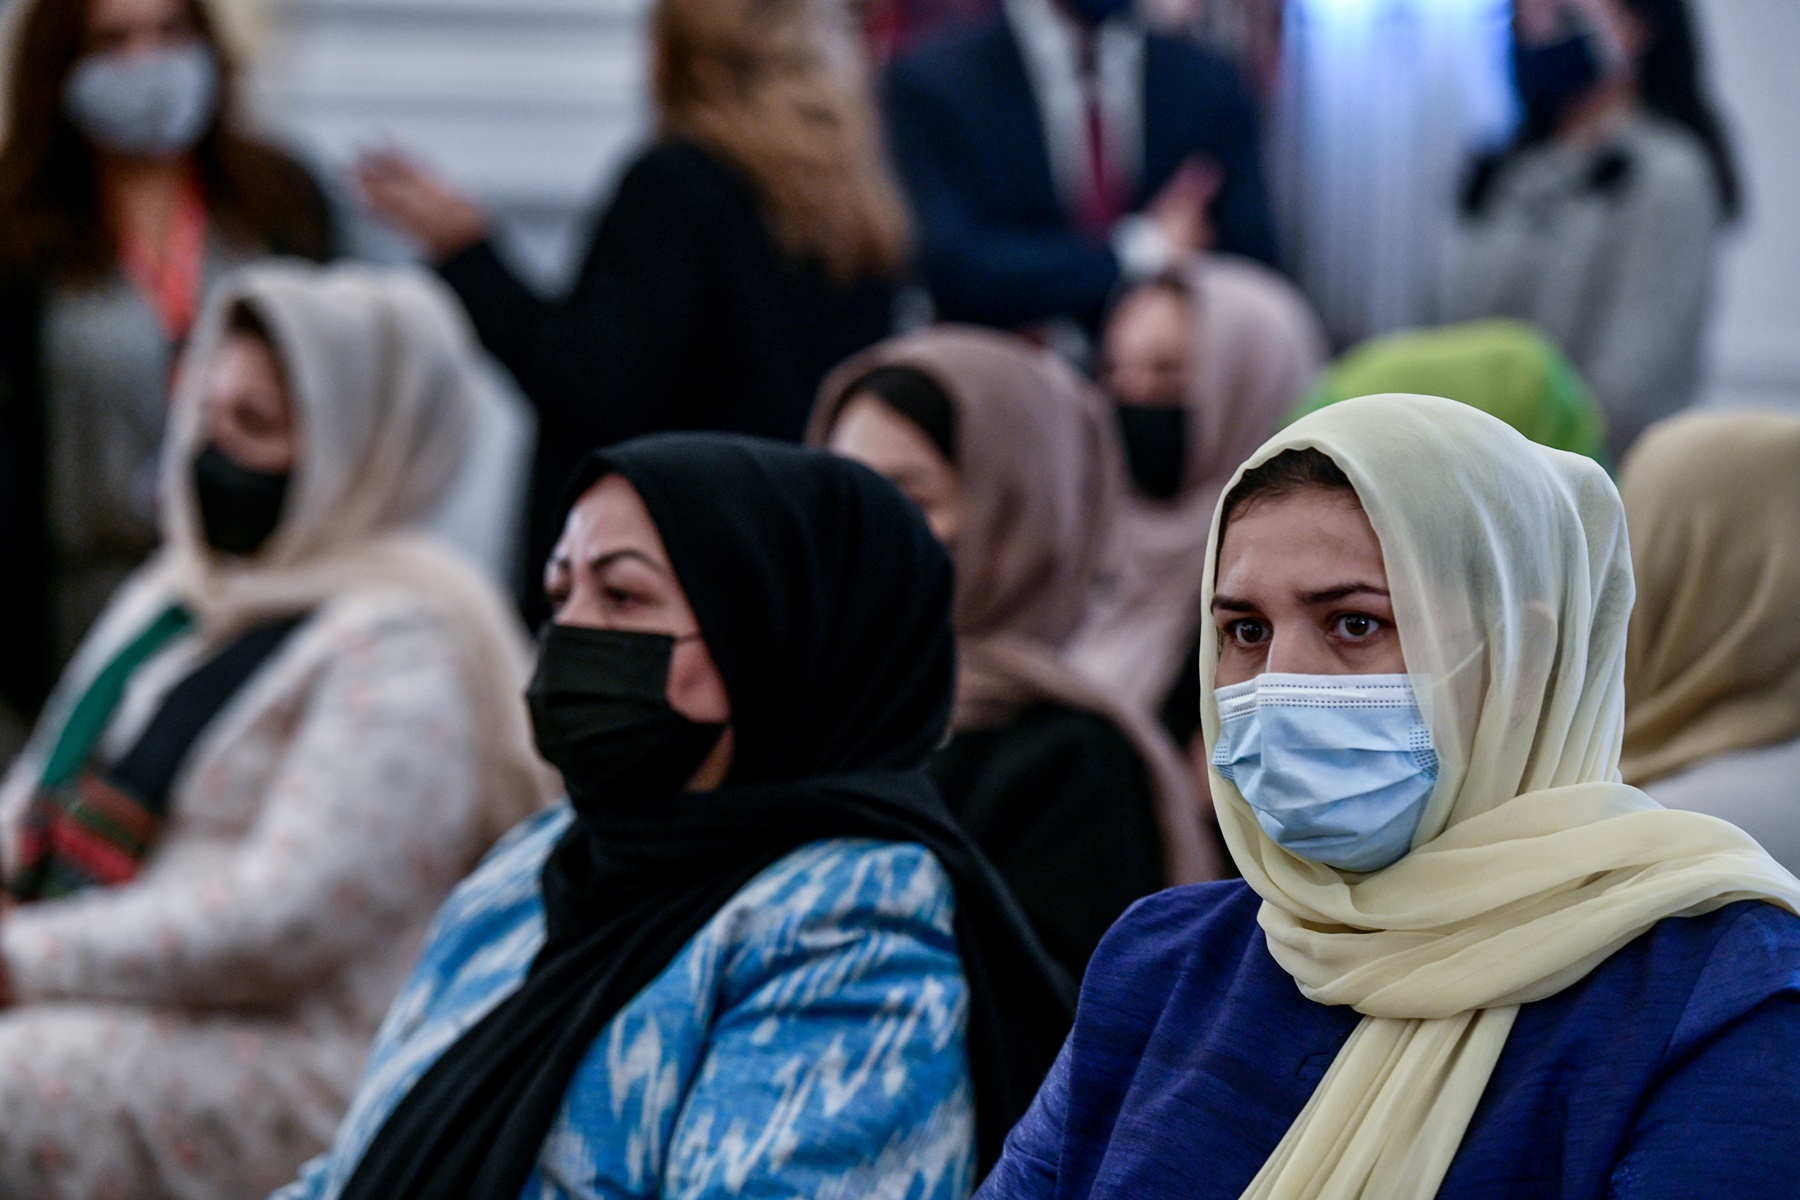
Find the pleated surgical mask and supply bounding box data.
[63,43,219,158]
[1212,673,1438,873]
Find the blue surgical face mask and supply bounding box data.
[1212,673,1439,873]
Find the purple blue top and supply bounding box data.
[977,880,1800,1199]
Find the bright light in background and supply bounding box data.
[1269,0,1515,344]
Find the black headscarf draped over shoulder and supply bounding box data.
[342,434,1073,1200]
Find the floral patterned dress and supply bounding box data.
[274,809,978,1200]
[0,581,502,1200]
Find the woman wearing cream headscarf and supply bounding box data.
[978,393,1800,1200]
[1070,256,1326,733]
[1622,410,1800,873]
[816,326,1216,978]
[0,260,549,1200]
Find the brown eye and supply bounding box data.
[1332,614,1382,640]
[1229,619,1269,648]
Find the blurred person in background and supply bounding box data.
[1622,412,1800,875]
[0,262,548,1200]
[1447,0,1739,463]
[1292,319,1610,465]
[883,0,1278,352]
[355,0,907,618]
[817,327,1219,979]
[0,0,335,745]
[275,435,1069,1200]
[1070,258,1323,760]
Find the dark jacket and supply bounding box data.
[884,19,1278,329]
[435,137,898,608]
[929,702,1165,980]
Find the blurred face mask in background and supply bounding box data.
[63,43,219,158]
[1212,673,1439,873]
[192,443,289,558]
[1114,405,1189,502]
[1511,8,1623,128]
[1060,0,1135,27]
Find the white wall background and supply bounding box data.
[1692,0,1800,412]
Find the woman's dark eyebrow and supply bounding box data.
[1211,594,1258,613]
[584,548,665,574]
[1300,583,1390,605]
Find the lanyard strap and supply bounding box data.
[38,604,195,790]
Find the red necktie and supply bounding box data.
[1077,39,1125,237]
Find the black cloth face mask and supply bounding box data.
[527,623,726,810]
[192,443,289,557]
[1114,405,1189,502]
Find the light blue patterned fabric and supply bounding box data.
[272,806,976,1200]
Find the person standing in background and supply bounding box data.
[0,0,334,744]
[356,0,907,619]
[883,0,1277,353]
[1446,0,1738,463]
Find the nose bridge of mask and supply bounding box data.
[1214,674,1438,776]
[530,626,675,700]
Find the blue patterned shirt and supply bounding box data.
[273,806,976,1200]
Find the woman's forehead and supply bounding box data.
[558,475,672,567]
[1216,489,1387,595]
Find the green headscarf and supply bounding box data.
[1290,320,1609,466]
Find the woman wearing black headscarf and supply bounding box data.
[271,434,1071,1200]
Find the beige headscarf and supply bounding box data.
[1069,255,1327,714]
[152,259,553,841]
[1621,410,1800,786]
[1199,393,1800,1200]
[812,326,1214,885]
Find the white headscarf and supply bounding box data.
[1070,255,1326,715]
[151,259,552,839]
[1199,394,1800,1200]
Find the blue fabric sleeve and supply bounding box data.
[972,1039,1070,1200]
[1607,906,1800,1198]
[660,886,977,1199]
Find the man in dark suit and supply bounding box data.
[885,0,1279,338]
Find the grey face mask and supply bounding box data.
[63,43,219,157]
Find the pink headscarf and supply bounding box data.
[1068,256,1328,717]
[812,326,1215,885]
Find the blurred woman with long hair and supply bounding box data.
[0,0,334,739]
[1447,0,1738,463]
[357,0,910,614]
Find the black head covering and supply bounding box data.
[342,434,1072,1199]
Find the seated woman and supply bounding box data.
[1071,258,1326,749]
[1291,318,1608,465]
[0,261,548,1199]
[1622,411,1800,873]
[274,434,1069,1199]
[978,393,1800,1199]
[815,327,1217,981]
